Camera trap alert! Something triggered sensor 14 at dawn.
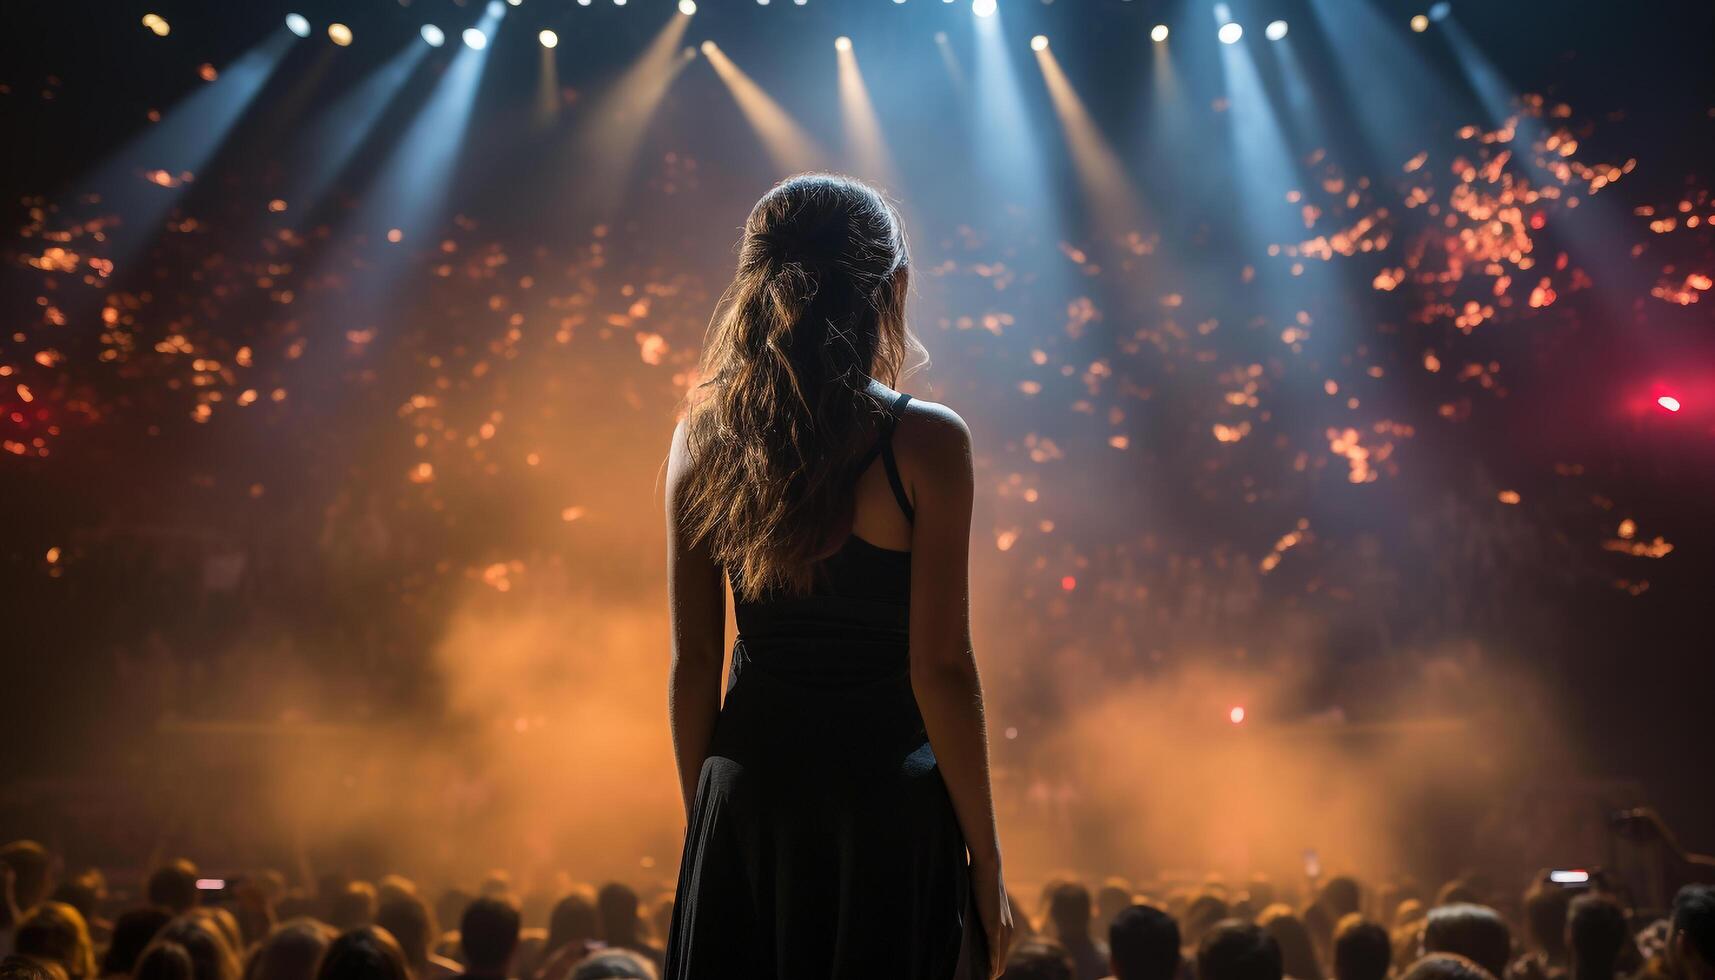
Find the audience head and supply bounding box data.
[1048,881,1095,943]
[1199,920,1285,980]
[566,951,657,980]
[594,885,642,948]
[1421,904,1510,980]
[545,892,598,957]
[1260,906,1323,980]
[1185,895,1234,950]
[1,842,54,911]
[133,944,197,980]
[147,861,203,915]
[1522,879,1573,962]
[1674,885,1715,980]
[373,893,436,971]
[459,896,521,977]
[1108,904,1180,980]
[14,903,96,980]
[1002,939,1076,980]
[329,884,379,931]
[244,919,336,980]
[1321,879,1363,920]
[48,872,104,926]
[101,907,174,976]
[1333,916,1391,980]
[1435,882,1481,909]
[314,927,410,980]
[1566,894,1628,980]
[1098,881,1137,934]
[1,957,69,980]
[152,916,242,980]
[1400,954,1495,980]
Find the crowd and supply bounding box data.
[1,838,1710,980]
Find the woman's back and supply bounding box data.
[663,173,1005,979]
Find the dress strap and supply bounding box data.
[880,393,915,524]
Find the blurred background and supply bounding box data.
[1,0,1711,899]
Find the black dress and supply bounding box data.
[665,393,981,980]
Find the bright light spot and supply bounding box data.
[489,0,508,14]
[420,24,445,46]
[1229,706,1246,724]
[757,0,769,5]
[935,30,949,42]
[1060,575,1076,591]
[508,0,523,5]
[679,0,697,13]
[538,29,558,48]
[700,40,717,55]
[327,22,353,45]
[1428,1,1451,20]
[462,27,488,49]
[834,35,852,51]
[141,13,171,36]
[1150,23,1169,42]
[1218,21,1243,43]
[972,0,997,17]
[1410,13,1429,31]
[578,0,591,5]
[285,13,311,37]
[1264,19,1287,40]
[1498,489,1521,505]
[1030,34,1048,50]
[1658,395,1682,413]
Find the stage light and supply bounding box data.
[1030,34,1048,51]
[578,0,591,5]
[1150,24,1169,42]
[1218,21,1242,43]
[1658,395,1682,413]
[538,29,558,48]
[1265,19,1287,40]
[142,13,171,36]
[421,24,445,46]
[679,0,697,12]
[796,0,808,5]
[328,23,353,46]
[1429,1,1451,20]
[757,0,769,5]
[935,30,948,42]
[834,36,852,51]
[614,0,627,6]
[894,0,907,5]
[700,40,717,55]
[462,27,488,49]
[508,0,522,5]
[1229,706,1246,724]
[1410,14,1428,31]
[972,0,997,17]
[489,0,508,12]
[285,13,311,37]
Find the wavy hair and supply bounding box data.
[679,173,919,598]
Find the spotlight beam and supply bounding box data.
[283,40,432,223]
[1034,44,1143,241]
[65,28,295,277]
[835,44,899,190]
[560,10,694,213]
[701,43,827,175]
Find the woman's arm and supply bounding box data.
[665,418,728,817]
[902,404,1013,974]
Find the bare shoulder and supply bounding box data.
[892,395,973,480]
[665,415,694,492]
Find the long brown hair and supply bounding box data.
[679,174,919,598]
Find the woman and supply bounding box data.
[663,173,1012,978]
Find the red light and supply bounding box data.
[1060,575,1076,591]
[1229,706,1246,724]
[1657,395,1681,413]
